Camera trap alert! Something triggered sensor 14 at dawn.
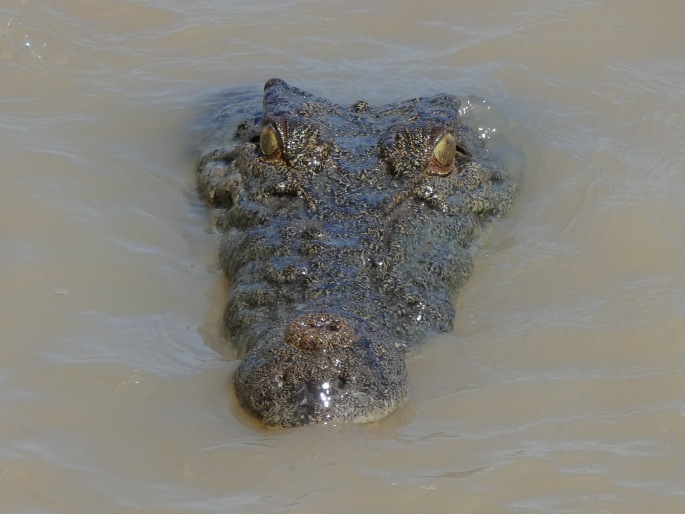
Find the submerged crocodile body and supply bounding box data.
[196,78,516,428]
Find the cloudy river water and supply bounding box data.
[2,1,685,512]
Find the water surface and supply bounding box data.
[2,1,685,512]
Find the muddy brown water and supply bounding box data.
[2,0,685,512]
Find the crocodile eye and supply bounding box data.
[426,131,472,176]
[260,124,282,158]
[432,132,457,169]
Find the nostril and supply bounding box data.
[336,375,347,389]
[324,322,340,332]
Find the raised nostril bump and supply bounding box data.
[284,313,356,352]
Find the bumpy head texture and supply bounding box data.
[196,78,516,428]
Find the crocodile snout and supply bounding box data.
[233,314,408,428]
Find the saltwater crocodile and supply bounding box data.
[195,78,516,428]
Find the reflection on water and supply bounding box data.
[2,0,685,511]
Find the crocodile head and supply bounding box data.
[196,78,516,427]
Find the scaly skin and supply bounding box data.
[196,78,516,428]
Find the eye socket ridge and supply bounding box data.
[259,119,331,171]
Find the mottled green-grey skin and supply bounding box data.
[195,78,516,428]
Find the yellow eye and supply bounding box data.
[432,132,456,169]
[260,124,282,158]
